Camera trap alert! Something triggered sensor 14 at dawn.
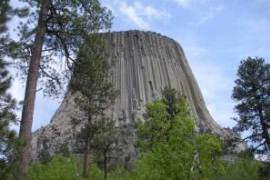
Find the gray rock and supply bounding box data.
[32,30,244,164]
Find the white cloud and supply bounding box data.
[172,0,211,8]
[120,2,150,29]
[119,1,171,29]
[173,0,190,8]
[8,78,24,102]
[171,0,224,26]
[133,2,170,20]
[190,5,224,26]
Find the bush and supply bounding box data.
[28,154,268,180]
[28,155,103,180]
[134,92,224,180]
[216,158,262,180]
[29,155,81,180]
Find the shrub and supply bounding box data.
[29,155,103,180]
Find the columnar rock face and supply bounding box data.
[32,30,240,164]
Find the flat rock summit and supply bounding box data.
[32,30,244,164]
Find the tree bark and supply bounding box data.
[104,151,107,180]
[258,106,270,150]
[18,0,49,179]
[83,138,90,179]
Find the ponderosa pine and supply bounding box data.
[70,35,117,179]
[233,57,270,152]
[0,1,18,176]
[11,1,112,179]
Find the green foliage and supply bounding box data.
[11,0,113,96]
[0,30,18,178]
[27,154,269,180]
[134,84,266,180]
[194,134,224,179]
[232,57,270,151]
[0,4,21,168]
[29,155,81,180]
[38,148,52,164]
[92,117,123,180]
[0,0,11,64]
[161,87,179,119]
[92,118,120,154]
[28,155,104,180]
[259,162,270,180]
[70,35,118,178]
[0,0,10,41]
[216,158,262,180]
[90,163,104,180]
[70,35,118,147]
[134,88,223,180]
[135,100,169,151]
[107,157,267,180]
[70,35,117,118]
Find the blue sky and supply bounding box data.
[9,0,270,131]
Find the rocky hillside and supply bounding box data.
[32,30,244,166]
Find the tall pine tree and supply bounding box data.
[233,57,270,152]
[0,1,18,177]
[70,35,117,179]
[10,1,112,178]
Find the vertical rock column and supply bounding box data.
[32,30,231,164]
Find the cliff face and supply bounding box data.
[32,30,242,164]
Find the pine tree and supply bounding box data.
[233,57,270,152]
[0,2,18,174]
[91,117,121,180]
[0,60,17,178]
[70,35,117,179]
[0,0,11,54]
[9,1,112,178]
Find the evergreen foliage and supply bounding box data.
[12,0,113,95]
[0,1,19,178]
[70,35,118,179]
[8,1,113,178]
[91,117,122,180]
[0,0,11,46]
[232,57,270,151]
[0,60,18,180]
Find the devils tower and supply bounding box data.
[32,30,243,164]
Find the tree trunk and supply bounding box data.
[259,107,270,150]
[17,0,49,179]
[83,138,90,179]
[261,121,270,150]
[104,151,107,180]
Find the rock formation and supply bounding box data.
[32,30,244,165]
